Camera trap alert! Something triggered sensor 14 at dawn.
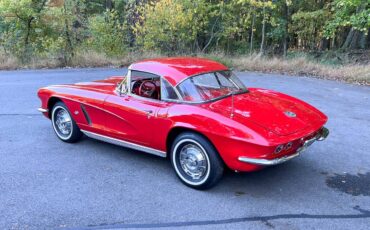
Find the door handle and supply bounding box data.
[144,110,153,114]
[144,110,153,118]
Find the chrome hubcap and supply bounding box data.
[54,108,72,137]
[179,144,207,180]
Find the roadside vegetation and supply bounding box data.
[0,0,369,85]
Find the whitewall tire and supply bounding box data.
[51,102,82,143]
[170,132,224,189]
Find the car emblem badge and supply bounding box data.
[284,111,296,118]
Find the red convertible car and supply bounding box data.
[38,57,329,189]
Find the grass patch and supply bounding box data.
[200,52,370,85]
[0,53,18,70]
[0,51,369,86]
[226,54,370,85]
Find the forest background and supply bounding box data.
[0,0,369,84]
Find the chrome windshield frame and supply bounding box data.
[116,68,248,105]
[174,70,248,104]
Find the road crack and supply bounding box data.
[68,206,370,229]
[0,113,41,116]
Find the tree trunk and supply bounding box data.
[201,17,220,53]
[259,2,266,55]
[250,9,255,53]
[23,17,34,61]
[106,0,113,11]
[342,29,363,50]
[63,2,74,64]
[24,18,33,49]
[319,38,329,51]
[330,33,336,49]
[359,32,366,49]
[342,28,355,49]
[349,30,361,49]
[283,1,289,57]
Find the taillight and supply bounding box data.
[274,145,284,154]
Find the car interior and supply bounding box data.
[129,70,180,101]
[130,71,161,100]
[131,78,161,99]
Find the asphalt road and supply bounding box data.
[0,68,370,230]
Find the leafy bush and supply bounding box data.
[133,0,196,52]
[85,10,128,57]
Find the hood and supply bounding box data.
[202,88,326,136]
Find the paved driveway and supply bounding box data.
[0,68,369,229]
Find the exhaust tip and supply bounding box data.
[316,127,329,141]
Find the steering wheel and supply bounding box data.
[138,80,156,98]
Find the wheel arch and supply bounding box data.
[166,126,220,158]
[47,97,64,118]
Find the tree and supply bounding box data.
[292,9,331,50]
[325,0,370,49]
[133,0,196,52]
[86,10,128,56]
[1,0,369,65]
[0,0,47,60]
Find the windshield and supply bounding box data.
[176,70,247,102]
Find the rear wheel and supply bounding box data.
[51,102,82,143]
[170,132,224,190]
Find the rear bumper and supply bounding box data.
[238,127,329,166]
[316,126,329,141]
[238,152,301,166]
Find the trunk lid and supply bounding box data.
[203,88,324,136]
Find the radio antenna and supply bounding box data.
[230,91,234,118]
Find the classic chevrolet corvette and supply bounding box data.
[37,57,329,189]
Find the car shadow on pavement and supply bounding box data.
[54,137,370,229]
[78,135,172,169]
[80,135,325,197]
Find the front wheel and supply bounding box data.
[170,132,224,190]
[51,101,82,143]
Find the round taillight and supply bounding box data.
[285,142,293,150]
[274,145,284,154]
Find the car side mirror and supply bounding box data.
[121,83,128,94]
[116,82,128,96]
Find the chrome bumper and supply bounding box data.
[238,152,301,166]
[37,108,48,113]
[238,126,329,166]
[316,126,329,141]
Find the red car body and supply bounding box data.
[38,57,328,173]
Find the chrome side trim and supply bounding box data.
[238,152,301,166]
[38,108,48,113]
[81,130,166,158]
